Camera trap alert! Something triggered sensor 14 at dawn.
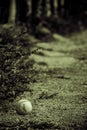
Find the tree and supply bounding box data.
[8,0,16,24]
[50,0,55,16]
[0,0,29,24]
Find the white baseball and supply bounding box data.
[16,99,32,115]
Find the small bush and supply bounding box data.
[0,26,35,100]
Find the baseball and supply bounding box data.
[16,99,32,115]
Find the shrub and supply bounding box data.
[0,26,35,100]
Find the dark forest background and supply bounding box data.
[0,0,87,30]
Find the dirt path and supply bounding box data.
[0,31,87,130]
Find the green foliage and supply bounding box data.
[0,26,35,99]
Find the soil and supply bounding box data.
[0,29,87,130]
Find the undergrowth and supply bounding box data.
[0,26,36,100]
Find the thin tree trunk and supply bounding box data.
[8,0,16,24]
[50,0,55,16]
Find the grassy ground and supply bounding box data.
[0,27,87,130]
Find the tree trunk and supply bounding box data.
[8,0,16,24]
[50,0,55,16]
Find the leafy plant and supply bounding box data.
[0,26,35,100]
